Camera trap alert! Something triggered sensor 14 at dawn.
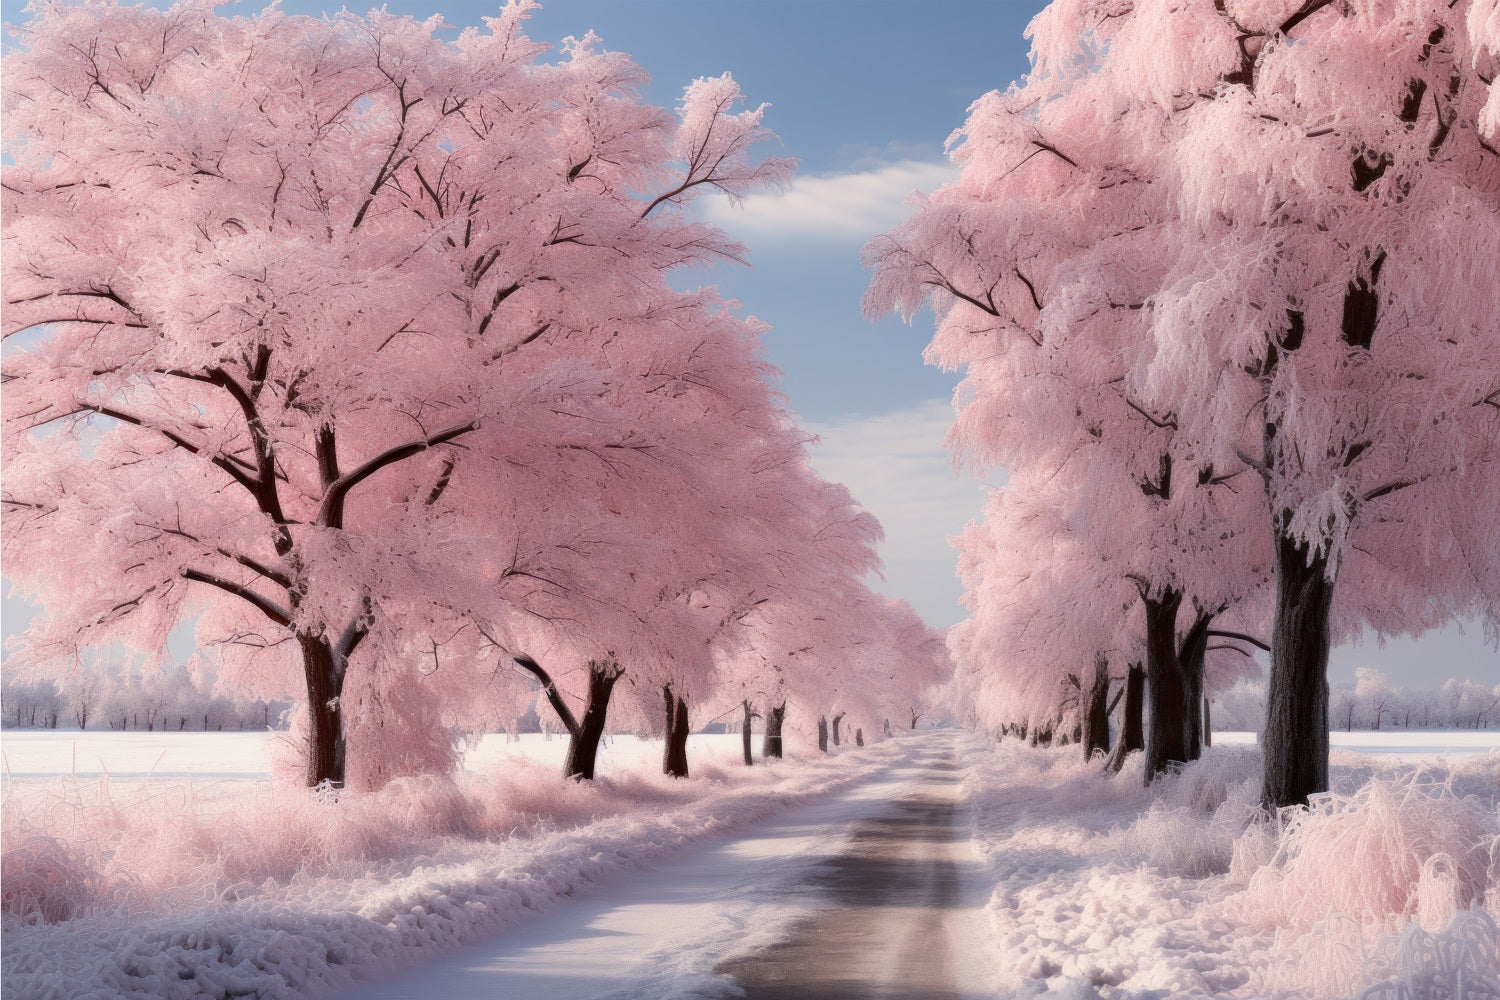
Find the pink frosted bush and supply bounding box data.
[1,836,100,926]
[1230,776,1496,934]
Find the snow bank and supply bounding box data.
[964,738,1500,999]
[2,737,905,999]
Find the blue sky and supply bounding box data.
[2,0,1494,688]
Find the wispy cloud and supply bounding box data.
[703,159,958,242]
[804,398,999,627]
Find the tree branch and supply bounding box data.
[513,654,582,738]
[181,568,292,626]
[318,419,479,527]
[1206,629,1270,652]
[70,405,260,496]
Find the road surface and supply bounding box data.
[335,731,988,999]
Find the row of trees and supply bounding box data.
[866,0,1500,807]
[2,1,948,790]
[0,663,287,732]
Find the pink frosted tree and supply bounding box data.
[1028,0,1500,806]
[865,113,1271,782]
[2,1,794,789]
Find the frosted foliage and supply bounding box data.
[1108,0,1243,107]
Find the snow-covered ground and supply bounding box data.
[964,736,1500,999]
[1,730,914,999]
[4,729,1498,999]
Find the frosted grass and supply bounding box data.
[964,736,1500,999]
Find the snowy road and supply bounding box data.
[717,739,980,999]
[334,732,990,1000]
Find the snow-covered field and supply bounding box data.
[1217,729,1500,759]
[3,729,1498,999]
[0,730,751,782]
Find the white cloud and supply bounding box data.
[702,159,958,242]
[804,398,998,627]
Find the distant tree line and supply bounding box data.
[1,664,288,732]
[1212,671,1500,733]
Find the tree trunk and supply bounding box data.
[1082,653,1110,760]
[1203,697,1213,747]
[299,632,347,788]
[1106,662,1147,774]
[662,687,690,778]
[763,701,786,759]
[817,715,829,753]
[1262,530,1335,809]
[742,700,756,765]
[563,660,623,780]
[1143,590,1190,783]
[1179,613,1212,761]
[831,712,845,746]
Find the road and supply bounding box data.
[716,739,972,999]
[335,731,988,1000]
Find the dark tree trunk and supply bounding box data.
[1082,653,1110,760]
[817,715,829,753]
[563,660,622,780]
[662,686,690,778]
[299,632,347,788]
[1143,590,1190,783]
[742,700,756,765]
[1204,698,1213,747]
[1106,662,1147,774]
[1262,530,1335,808]
[763,701,786,759]
[831,712,845,746]
[1179,613,1212,761]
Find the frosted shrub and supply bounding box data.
[1226,773,1499,997]
[1159,747,1261,814]
[1108,748,1263,878]
[1,835,100,926]
[351,774,480,842]
[1232,776,1496,933]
